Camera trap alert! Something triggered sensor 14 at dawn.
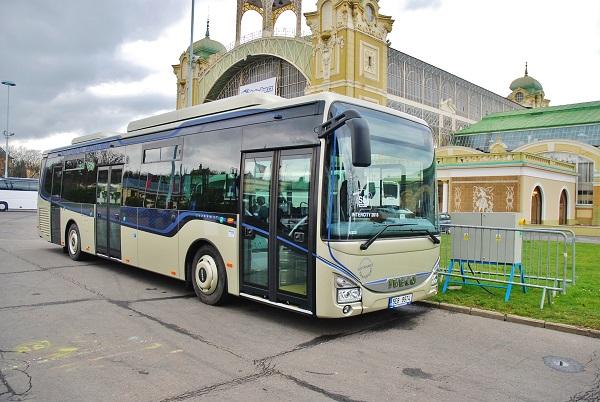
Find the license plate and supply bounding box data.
[389,294,412,308]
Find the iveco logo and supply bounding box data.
[388,275,417,290]
[358,258,373,279]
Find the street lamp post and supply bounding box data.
[2,80,16,178]
[187,0,195,108]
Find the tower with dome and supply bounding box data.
[507,63,550,108]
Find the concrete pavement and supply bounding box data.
[1,212,599,401]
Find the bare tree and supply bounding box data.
[6,146,42,178]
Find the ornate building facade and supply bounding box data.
[172,0,521,146]
[171,0,600,229]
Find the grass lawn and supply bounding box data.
[432,240,600,330]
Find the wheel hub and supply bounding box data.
[69,230,78,255]
[195,255,218,294]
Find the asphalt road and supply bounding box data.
[1,212,599,402]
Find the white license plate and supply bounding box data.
[389,294,412,308]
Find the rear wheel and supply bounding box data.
[191,245,228,305]
[0,202,7,212]
[67,223,84,261]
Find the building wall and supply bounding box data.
[449,176,520,214]
[513,140,600,226]
[519,175,576,225]
[436,151,578,226]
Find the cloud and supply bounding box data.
[403,0,441,10]
[0,0,185,145]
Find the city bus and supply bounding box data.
[37,92,440,318]
[0,177,38,211]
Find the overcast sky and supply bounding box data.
[0,0,598,151]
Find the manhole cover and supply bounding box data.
[543,356,585,373]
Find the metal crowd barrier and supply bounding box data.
[439,224,576,309]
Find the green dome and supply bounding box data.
[191,36,226,60]
[510,75,543,93]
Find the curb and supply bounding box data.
[417,301,600,339]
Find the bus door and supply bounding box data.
[240,148,317,313]
[96,166,123,259]
[50,165,63,244]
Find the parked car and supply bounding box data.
[439,213,451,233]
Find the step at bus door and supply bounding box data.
[96,166,123,259]
[240,148,317,313]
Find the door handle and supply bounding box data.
[243,227,255,238]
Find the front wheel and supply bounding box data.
[191,245,229,305]
[67,223,85,261]
[0,202,8,212]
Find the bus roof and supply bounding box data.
[44,92,428,155]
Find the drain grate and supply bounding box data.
[543,356,585,373]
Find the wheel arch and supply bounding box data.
[184,238,222,286]
[64,218,78,246]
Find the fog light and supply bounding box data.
[342,305,352,314]
[337,287,361,304]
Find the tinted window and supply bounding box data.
[51,167,62,197]
[241,115,320,151]
[0,180,8,190]
[41,159,53,196]
[144,148,160,163]
[61,156,96,203]
[180,128,242,213]
[141,162,181,209]
[123,144,144,207]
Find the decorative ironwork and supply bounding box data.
[215,56,307,100]
[387,48,521,120]
[197,36,312,103]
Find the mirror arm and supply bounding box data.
[317,110,362,138]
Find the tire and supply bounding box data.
[0,202,7,212]
[66,223,85,261]
[191,245,229,305]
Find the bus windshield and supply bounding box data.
[325,102,437,240]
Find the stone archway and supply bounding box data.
[196,36,312,103]
[210,55,307,101]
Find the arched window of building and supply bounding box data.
[559,189,568,225]
[531,186,543,224]
[515,91,524,103]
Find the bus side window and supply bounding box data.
[180,129,241,213]
[42,161,53,196]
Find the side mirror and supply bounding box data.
[318,109,372,168]
[347,117,371,167]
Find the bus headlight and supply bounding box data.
[335,275,361,304]
[337,288,362,304]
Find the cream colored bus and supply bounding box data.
[38,92,440,318]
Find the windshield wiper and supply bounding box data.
[360,223,418,250]
[407,228,441,244]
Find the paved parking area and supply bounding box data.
[1,212,599,401]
